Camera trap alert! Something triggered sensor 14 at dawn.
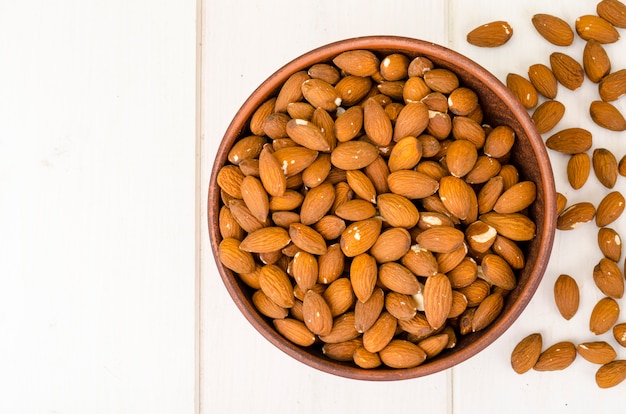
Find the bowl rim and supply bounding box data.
[208,35,557,381]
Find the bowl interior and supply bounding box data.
[208,36,557,380]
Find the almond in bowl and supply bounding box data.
[208,36,557,380]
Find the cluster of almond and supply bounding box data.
[216,46,538,370]
[467,0,626,388]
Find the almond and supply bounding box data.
[301,78,342,111]
[448,87,479,116]
[597,0,626,28]
[457,279,490,307]
[583,39,611,83]
[401,244,439,277]
[426,110,452,139]
[323,277,354,316]
[567,153,590,190]
[532,100,565,134]
[596,191,625,227]
[598,227,622,262]
[549,52,584,90]
[216,164,245,199]
[477,176,504,214]
[492,234,525,269]
[398,313,434,338]
[465,221,497,254]
[228,135,266,165]
[258,145,287,197]
[480,254,516,290]
[289,223,327,255]
[250,98,276,136]
[228,199,266,233]
[593,148,619,189]
[436,243,469,274]
[240,175,270,222]
[317,243,345,284]
[423,272,453,330]
[364,155,391,194]
[593,257,624,298]
[545,128,592,154]
[379,262,421,295]
[528,63,558,99]
[285,118,331,152]
[385,292,418,320]
[554,274,580,320]
[387,170,439,199]
[556,192,568,215]
[318,312,360,344]
[424,68,459,94]
[511,333,543,374]
[363,311,397,353]
[252,290,288,319]
[332,50,380,77]
[379,339,427,368]
[466,20,514,47]
[479,212,536,241]
[274,71,310,113]
[506,73,538,109]
[239,227,291,253]
[290,251,318,291]
[464,155,502,184]
[590,297,620,335]
[590,100,626,131]
[532,14,574,46]
[334,199,377,222]
[269,190,304,211]
[259,264,295,308]
[403,77,431,103]
[273,146,319,177]
[451,116,486,148]
[262,112,290,139]
[439,176,478,222]
[472,292,504,332]
[322,338,362,362]
[417,226,465,253]
[557,202,596,230]
[599,69,626,102]
[339,217,382,257]
[418,333,449,359]
[484,125,516,158]
[363,96,393,146]
[370,227,412,263]
[334,105,363,143]
[388,136,423,172]
[330,140,379,170]
[577,341,617,365]
[393,102,429,141]
[596,360,626,388]
[307,63,340,85]
[346,169,377,203]
[445,139,478,178]
[613,323,626,347]
[218,237,256,274]
[219,205,244,240]
[353,346,382,369]
[273,318,316,347]
[575,15,620,43]
[533,341,576,371]
[376,193,420,229]
[335,75,372,106]
[493,181,537,214]
[355,287,384,333]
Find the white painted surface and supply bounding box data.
[0,1,196,412]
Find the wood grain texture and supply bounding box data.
[0,1,196,412]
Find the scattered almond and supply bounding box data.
[466,21,514,47]
[511,333,543,374]
[553,274,580,320]
[533,341,577,371]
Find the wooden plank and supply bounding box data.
[448,0,626,411]
[199,0,451,412]
[0,1,196,412]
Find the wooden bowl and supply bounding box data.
[208,36,557,380]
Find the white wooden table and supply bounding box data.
[202,0,626,413]
[2,0,626,412]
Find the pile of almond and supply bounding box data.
[216,46,539,369]
[467,0,626,388]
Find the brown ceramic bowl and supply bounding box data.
[208,36,556,380]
